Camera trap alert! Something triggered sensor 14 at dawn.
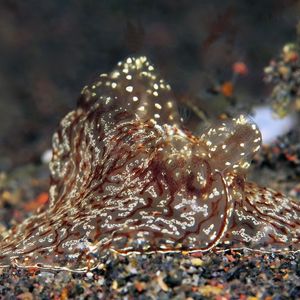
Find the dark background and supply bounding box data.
[0,0,299,170]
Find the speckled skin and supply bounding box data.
[0,57,299,272]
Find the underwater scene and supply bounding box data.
[0,1,300,299]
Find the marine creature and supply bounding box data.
[0,56,299,272]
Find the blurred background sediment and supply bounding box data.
[0,0,299,170]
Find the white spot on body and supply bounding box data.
[126,86,133,93]
[155,103,162,110]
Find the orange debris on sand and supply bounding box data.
[233,61,248,75]
[60,288,68,300]
[220,81,234,97]
[27,267,39,277]
[24,192,49,212]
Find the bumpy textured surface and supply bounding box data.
[0,57,299,271]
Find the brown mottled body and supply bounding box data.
[0,57,299,271]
